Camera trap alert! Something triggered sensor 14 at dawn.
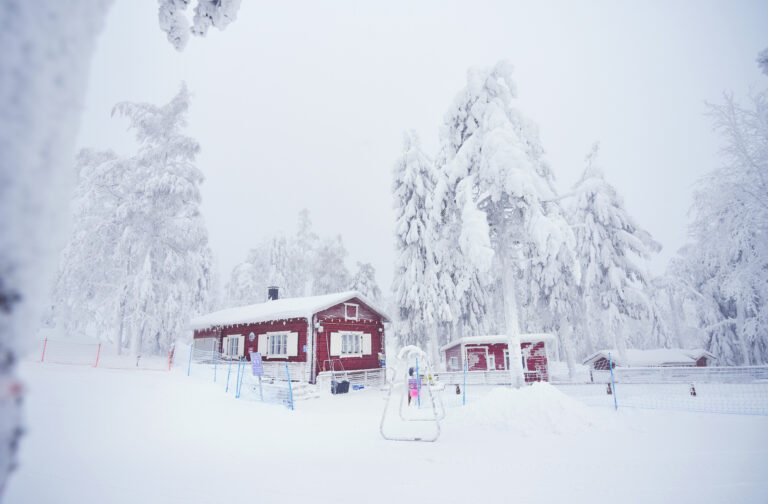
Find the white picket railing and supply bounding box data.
[315,367,385,392]
[584,365,768,385]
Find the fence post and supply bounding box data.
[286,364,294,411]
[239,358,247,398]
[225,357,233,393]
[41,338,48,363]
[94,343,101,368]
[463,359,467,406]
[416,357,421,408]
[608,352,618,411]
[235,357,243,398]
[213,347,218,383]
[187,344,193,377]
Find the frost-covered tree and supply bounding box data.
[674,84,768,365]
[53,85,213,356]
[313,236,351,295]
[158,0,242,50]
[226,210,358,304]
[440,61,579,386]
[350,262,382,305]
[758,47,768,77]
[392,132,448,354]
[293,208,319,296]
[568,145,661,360]
[0,1,239,492]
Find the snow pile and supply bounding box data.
[450,382,605,435]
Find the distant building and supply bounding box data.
[582,348,717,370]
[440,334,554,382]
[190,290,390,384]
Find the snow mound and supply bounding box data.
[450,382,604,435]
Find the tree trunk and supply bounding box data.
[737,300,751,366]
[496,223,524,388]
[0,0,113,494]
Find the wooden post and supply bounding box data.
[41,338,48,363]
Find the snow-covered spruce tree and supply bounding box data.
[157,0,242,50]
[54,85,213,356]
[392,131,449,357]
[0,1,240,492]
[350,262,382,305]
[440,61,579,387]
[677,83,768,365]
[312,235,351,295]
[293,208,319,296]
[568,145,661,360]
[431,164,488,347]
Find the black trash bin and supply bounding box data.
[331,379,350,394]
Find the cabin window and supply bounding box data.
[330,331,371,357]
[268,333,288,356]
[450,356,458,369]
[503,350,510,370]
[344,303,359,321]
[222,334,244,357]
[227,337,239,356]
[341,333,361,355]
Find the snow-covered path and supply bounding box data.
[7,362,768,503]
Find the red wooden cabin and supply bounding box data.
[441,334,554,382]
[190,290,390,384]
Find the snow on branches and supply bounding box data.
[53,84,213,356]
[158,0,242,51]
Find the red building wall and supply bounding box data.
[443,340,549,381]
[314,298,385,378]
[445,345,463,371]
[195,318,309,364]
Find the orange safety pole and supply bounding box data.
[168,350,172,371]
[41,338,48,363]
[94,343,101,368]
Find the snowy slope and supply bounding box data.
[6,362,768,503]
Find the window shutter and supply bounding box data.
[287,332,299,356]
[257,334,267,355]
[221,336,228,355]
[362,333,372,355]
[238,335,245,357]
[329,332,341,356]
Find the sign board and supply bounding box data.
[250,352,263,376]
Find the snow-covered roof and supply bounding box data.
[439,334,555,353]
[190,291,390,330]
[582,348,717,367]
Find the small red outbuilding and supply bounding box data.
[440,334,554,382]
[190,290,390,384]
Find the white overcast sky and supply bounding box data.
[76,0,767,295]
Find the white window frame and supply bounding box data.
[227,337,239,357]
[341,332,362,357]
[343,303,359,321]
[503,349,510,370]
[449,356,458,370]
[488,354,496,371]
[267,332,288,358]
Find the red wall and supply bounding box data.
[443,340,549,382]
[195,318,309,364]
[445,345,463,371]
[314,298,385,379]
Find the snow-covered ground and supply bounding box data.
[7,362,768,504]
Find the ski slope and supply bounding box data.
[6,362,768,503]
